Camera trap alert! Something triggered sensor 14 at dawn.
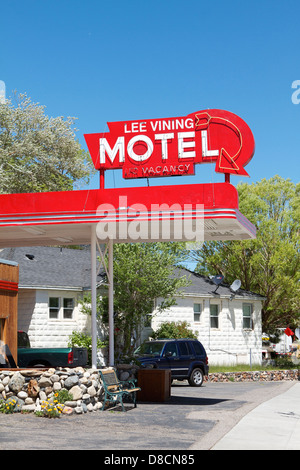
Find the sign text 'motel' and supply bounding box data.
[84,109,255,180]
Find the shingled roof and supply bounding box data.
[0,246,95,290]
[0,246,264,300]
[174,267,264,300]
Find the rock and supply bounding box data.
[50,374,60,383]
[87,403,94,412]
[17,391,28,400]
[2,376,10,386]
[9,372,25,393]
[64,400,77,408]
[64,375,79,389]
[69,385,83,401]
[27,379,40,398]
[25,397,34,405]
[38,376,52,388]
[79,376,89,385]
[87,385,97,398]
[53,382,61,391]
[21,404,36,412]
[62,406,73,415]
[35,398,41,412]
[81,403,88,413]
[39,390,47,401]
[82,393,91,403]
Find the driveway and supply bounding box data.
[0,380,295,450]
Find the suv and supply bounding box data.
[134,338,209,387]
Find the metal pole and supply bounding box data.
[91,226,97,368]
[108,238,114,366]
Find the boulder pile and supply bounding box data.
[0,367,103,414]
[207,369,300,382]
[1,367,299,415]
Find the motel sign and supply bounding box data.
[85,109,255,180]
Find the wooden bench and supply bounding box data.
[99,368,141,411]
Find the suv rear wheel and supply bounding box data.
[188,368,204,387]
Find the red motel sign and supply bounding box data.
[84,109,255,180]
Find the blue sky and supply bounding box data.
[1,0,300,190]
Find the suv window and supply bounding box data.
[163,342,178,357]
[178,341,190,356]
[192,341,203,356]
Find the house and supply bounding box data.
[0,247,264,366]
[0,246,99,348]
[151,269,265,366]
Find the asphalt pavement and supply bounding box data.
[0,380,299,451]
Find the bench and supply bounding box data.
[99,368,141,411]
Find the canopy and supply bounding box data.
[0,182,256,367]
[0,183,255,247]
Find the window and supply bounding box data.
[163,342,178,357]
[192,341,204,356]
[63,298,74,319]
[49,297,60,319]
[178,341,189,356]
[193,303,201,322]
[243,303,253,329]
[210,304,219,328]
[49,296,75,320]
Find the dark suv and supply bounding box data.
[134,338,209,386]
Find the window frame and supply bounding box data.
[210,303,219,329]
[48,295,75,321]
[193,302,202,322]
[242,303,253,330]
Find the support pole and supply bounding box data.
[91,226,97,368]
[100,169,105,189]
[108,238,114,366]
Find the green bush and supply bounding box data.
[151,321,197,340]
[68,330,107,365]
[275,355,300,369]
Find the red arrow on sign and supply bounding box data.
[193,109,254,177]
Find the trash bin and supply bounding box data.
[137,368,171,402]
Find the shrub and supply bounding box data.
[68,330,107,365]
[151,321,197,340]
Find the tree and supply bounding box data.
[190,176,300,333]
[98,242,190,358]
[0,92,94,193]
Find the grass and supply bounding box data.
[209,363,297,373]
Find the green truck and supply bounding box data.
[17,331,88,368]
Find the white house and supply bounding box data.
[0,246,96,348]
[0,247,264,366]
[151,269,264,366]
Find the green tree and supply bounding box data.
[97,242,190,358]
[0,92,94,193]
[191,176,300,333]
